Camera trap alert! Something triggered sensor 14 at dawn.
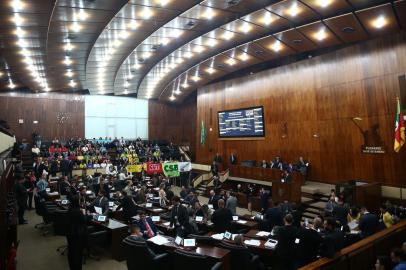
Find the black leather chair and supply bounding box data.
[218,241,262,270]
[122,237,168,270]
[84,229,109,263]
[187,234,216,245]
[173,249,222,270]
[52,209,69,255]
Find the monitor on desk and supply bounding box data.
[94,206,102,215]
[195,216,203,222]
[232,216,239,221]
[146,203,152,208]
[109,201,114,207]
[151,216,160,222]
[208,204,213,209]
[45,188,51,192]
[224,231,232,240]
[97,215,107,222]
[183,239,196,247]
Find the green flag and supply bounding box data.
[162,162,180,177]
[200,120,206,145]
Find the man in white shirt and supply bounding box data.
[31,145,40,156]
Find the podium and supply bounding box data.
[272,179,302,204]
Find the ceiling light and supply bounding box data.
[184,52,194,58]
[64,57,72,65]
[191,76,200,82]
[70,22,81,32]
[171,29,183,38]
[161,38,170,46]
[0,71,3,77]
[314,29,327,41]
[174,88,181,95]
[107,47,116,55]
[17,39,28,47]
[261,12,274,26]
[65,70,73,77]
[222,31,234,40]
[207,39,218,47]
[141,8,153,19]
[20,48,30,56]
[113,39,122,47]
[194,46,205,53]
[202,9,215,20]
[316,0,332,8]
[206,67,215,74]
[143,51,152,59]
[76,10,88,21]
[124,81,130,88]
[239,53,249,61]
[15,27,24,37]
[119,30,130,39]
[226,58,237,66]
[158,0,170,6]
[64,43,74,51]
[8,81,16,89]
[181,82,189,88]
[372,15,387,29]
[69,80,76,87]
[286,3,300,17]
[129,21,140,30]
[12,14,24,25]
[128,74,134,79]
[134,63,142,69]
[124,90,128,95]
[169,95,176,101]
[11,0,24,10]
[176,58,184,64]
[271,41,282,52]
[239,23,252,33]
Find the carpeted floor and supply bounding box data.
[16,187,256,270]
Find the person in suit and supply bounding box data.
[265,201,284,231]
[213,153,222,164]
[332,199,349,227]
[320,217,345,258]
[208,190,220,210]
[137,211,158,239]
[211,199,232,233]
[126,224,145,242]
[229,153,237,165]
[210,161,219,177]
[281,170,292,183]
[116,190,138,223]
[274,214,298,270]
[66,195,87,270]
[295,156,309,175]
[179,186,188,199]
[169,196,190,237]
[295,223,322,267]
[60,176,72,196]
[14,177,28,224]
[225,191,237,215]
[359,207,379,238]
[271,156,283,170]
[291,203,302,228]
[260,160,268,169]
[259,188,270,213]
[89,190,109,215]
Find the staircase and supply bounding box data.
[195,179,210,196]
[21,149,33,171]
[300,181,335,224]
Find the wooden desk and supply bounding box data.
[232,219,258,230]
[148,235,231,269]
[93,219,128,261]
[244,229,271,240]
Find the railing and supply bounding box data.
[207,169,229,187]
[178,145,191,162]
[299,220,406,270]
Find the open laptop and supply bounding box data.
[232,216,239,221]
[183,239,196,248]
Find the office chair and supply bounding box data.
[83,229,109,263]
[122,237,168,270]
[173,249,222,270]
[187,234,215,245]
[52,209,69,255]
[218,241,262,270]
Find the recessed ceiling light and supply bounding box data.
[141,8,153,19]
[70,22,81,32]
[8,81,16,89]
[372,15,387,29]
[207,39,218,47]
[161,37,170,46]
[271,41,282,52]
[134,63,142,69]
[286,3,300,17]
[158,0,170,6]
[113,39,122,47]
[124,90,128,95]
[14,27,24,37]
[206,67,215,74]
[128,74,134,79]
[169,95,176,101]
[143,51,152,59]
[64,42,74,51]
[239,23,252,33]
[222,31,234,40]
[171,29,183,38]
[261,12,274,26]
[65,70,73,77]
[174,88,181,95]
[316,0,332,8]
[129,21,140,30]
[0,71,3,77]
[119,30,130,39]
[11,0,24,10]
[314,29,327,41]
[176,58,184,64]
[12,14,24,26]
[75,10,88,21]
[191,76,201,82]
[181,82,189,88]
[194,46,205,53]
[202,9,215,20]
[184,52,194,58]
[69,80,76,87]
[226,58,236,66]
[64,57,72,65]
[124,81,130,88]
[239,53,249,61]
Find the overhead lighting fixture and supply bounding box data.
[64,56,72,65]
[174,88,181,95]
[8,81,16,89]
[119,30,130,39]
[158,0,170,6]
[176,58,184,64]
[0,71,3,77]
[171,29,183,38]
[169,95,176,101]
[129,21,140,30]
[261,12,274,26]
[239,53,249,61]
[202,9,215,20]
[207,39,218,47]
[191,76,201,82]
[14,27,24,37]
[134,63,142,69]
[70,22,81,32]
[124,81,130,88]
[128,74,134,79]
[271,41,282,52]
[11,0,24,10]
[206,67,215,74]
[143,51,152,59]
[372,15,387,29]
[161,37,170,46]
[184,51,194,58]
[314,29,327,41]
[226,58,237,66]
[124,90,128,95]
[113,39,122,47]
[194,46,205,53]
[181,82,189,88]
[75,10,88,21]
[65,69,73,77]
[141,8,153,19]
[239,23,252,33]
[69,80,76,87]
[286,3,300,17]
[12,14,24,26]
[316,0,332,8]
[222,31,234,40]
[64,42,74,51]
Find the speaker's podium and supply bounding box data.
[271,176,303,204]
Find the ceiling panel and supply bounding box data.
[356,3,399,36]
[298,21,342,48]
[324,13,369,43]
[275,28,317,52]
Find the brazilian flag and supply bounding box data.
[200,120,206,145]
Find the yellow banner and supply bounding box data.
[126,164,143,173]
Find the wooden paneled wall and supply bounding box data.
[196,33,406,186]
[0,93,84,142]
[149,93,197,150]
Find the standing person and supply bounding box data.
[14,177,28,224]
[225,191,237,215]
[274,214,298,270]
[24,172,36,210]
[211,199,233,233]
[66,195,87,270]
[210,161,219,177]
[169,196,189,237]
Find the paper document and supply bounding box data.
[94,206,102,215]
[237,220,247,224]
[256,231,271,237]
[265,240,278,249]
[148,235,169,245]
[244,239,261,246]
[211,233,224,240]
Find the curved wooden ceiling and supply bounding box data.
[0,0,405,103]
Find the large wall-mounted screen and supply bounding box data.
[218,106,265,138]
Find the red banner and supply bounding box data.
[146,163,163,174]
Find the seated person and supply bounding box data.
[126,224,145,241]
[320,218,345,258]
[116,190,138,223]
[211,199,232,233]
[137,211,158,239]
[379,205,394,229]
[270,156,283,170]
[89,190,109,215]
[359,206,379,238]
[260,160,268,169]
[391,248,406,270]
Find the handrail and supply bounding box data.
[207,169,229,187]
[299,220,406,270]
[178,146,191,162]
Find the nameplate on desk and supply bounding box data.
[145,203,152,208]
[236,220,247,224]
[256,231,271,237]
[232,216,239,221]
[108,201,114,207]
[175,236,183,246]
[244,239,260,246]
[97,215,107,222]
[151,216,160,222]
[224,231,232,240]
[162,222,170,226]
[195,216,203,222]
[148,235,169,246]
